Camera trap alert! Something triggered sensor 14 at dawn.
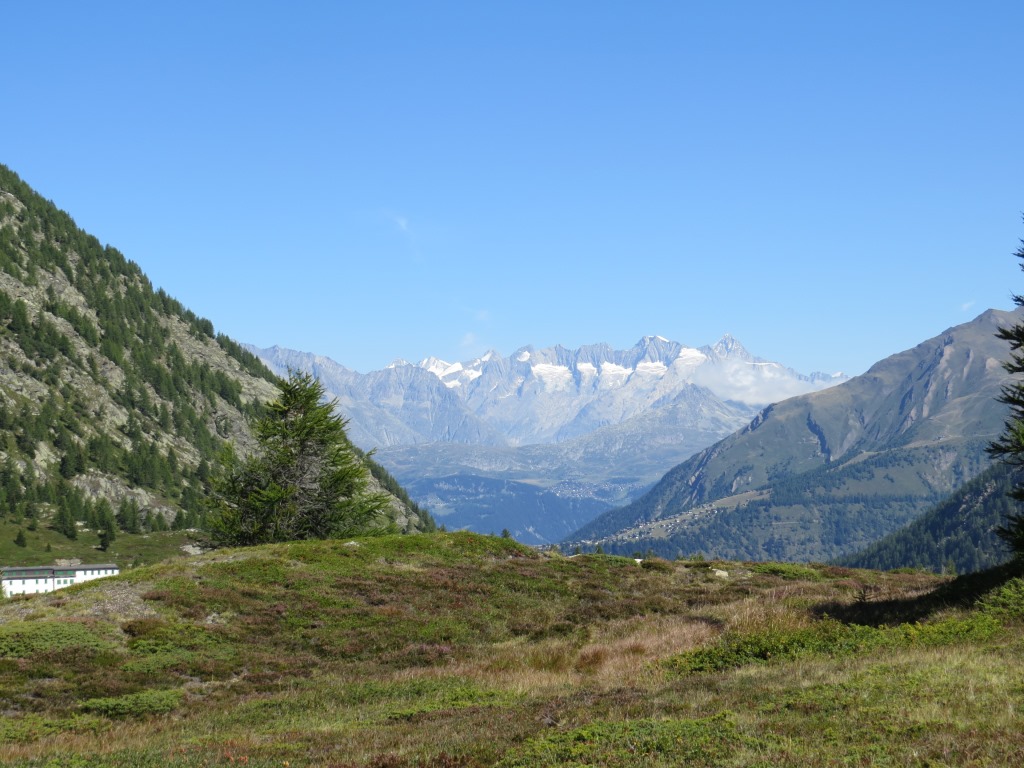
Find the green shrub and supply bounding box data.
[640,557,674,573]
[499,713,741,767]
[666,619,876,674]
[666,613,1004,675]
[80,688,183,718]
[890,614,1001,646]
[980,577,1024,620]
[750,562,824,581]
[0,621,113,658]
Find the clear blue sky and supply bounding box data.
[4,2,1022,376]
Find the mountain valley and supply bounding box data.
[249,336,847,542]
[2,158,1020,576]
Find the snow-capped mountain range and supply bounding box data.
[251,335,844,450]
[420,335,841,414]
[246,336,847,543]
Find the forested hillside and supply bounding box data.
[836,461,1015,574]
[0,165,430,562]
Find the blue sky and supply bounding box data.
[4,2,1022,376]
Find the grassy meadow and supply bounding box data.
[0,518,199,570]
[1,531,1023,766]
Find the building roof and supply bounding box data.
[1,566,56,578]
[1,564,120,578]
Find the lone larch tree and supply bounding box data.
[209,370,389,546]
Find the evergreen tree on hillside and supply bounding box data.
[988,233,1024,556]
[209,371,390,546]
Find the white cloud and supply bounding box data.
[460,332,478,348]
[384,211,410,233]
[961,300,976,312]
[382,210,421,261]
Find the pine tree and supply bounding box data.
[209,371,389,546]
[14,528,26,547]
[988,232,1024,556]
[116,498,141,534]
[170,509,186,531]
[59,506,78,539]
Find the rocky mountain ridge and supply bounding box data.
[252,335,846,450]
[565,307,1017,561]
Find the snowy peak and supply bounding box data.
[249,335,848,451]
[406,335,848,441]
[415,335,838,400]
[418,356,451,376]
[707,334,751,361]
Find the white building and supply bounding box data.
[1,563,120,598]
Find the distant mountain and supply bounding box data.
[565,308,1018,561]
[835,461,1016,574]
[251,336,846,450]
[408,335,845,446]
[250,338,847,543]
[0,164,431,554]
[247,346,504,449]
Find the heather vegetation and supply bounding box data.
[1,532,1023,766]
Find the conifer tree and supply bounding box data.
[117,498,141,534]
[170,509,186,531]
[56,506,77,540]
[988,233,1024,556]
[209,371,389,546]
[96,499,117,544]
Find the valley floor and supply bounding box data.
[0,533,1021,767]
